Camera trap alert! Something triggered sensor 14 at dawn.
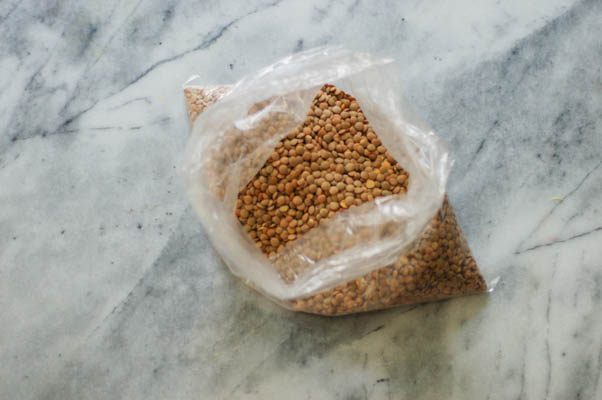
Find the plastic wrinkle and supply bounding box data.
[184,48,460,302]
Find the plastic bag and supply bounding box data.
[183,48,487,315]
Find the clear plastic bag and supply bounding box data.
[183,48,487,315]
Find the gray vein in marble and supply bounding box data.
[465,119,500,171]
[58,0,283,137]
[107,96,152,110]
[0,1,20,25]
[544,255,558,400]
[51,0,147,126]
[516,160,602,252]
[518,225,602,254]
[2,0,284,152]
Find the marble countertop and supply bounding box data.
[2,0,601,399]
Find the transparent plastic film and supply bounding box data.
[183,47,489,315]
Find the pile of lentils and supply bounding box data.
[186,83,486,316]
[184,86,230,122]
[290,199,487,315]
[235,84,409,257]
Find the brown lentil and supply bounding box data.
[290,198,486,315]
[184,86,231,122]
[185,83,486,316]
[235,84,409,256]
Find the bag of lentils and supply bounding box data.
[183,48,488,316]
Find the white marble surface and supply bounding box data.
[1,0,601,399]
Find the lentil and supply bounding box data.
[290,199,486,315]
[235,85,409,256]
[185,83,486,316]
[184,86,231,122]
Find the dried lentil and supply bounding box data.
[235,84,409,256]
[184,86,231,122]
[290,199,486,315]
[185,83,486,316]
